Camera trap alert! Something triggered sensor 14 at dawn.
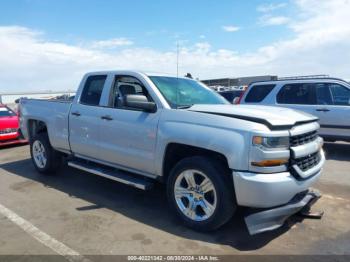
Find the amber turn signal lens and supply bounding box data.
[251,159,289,167]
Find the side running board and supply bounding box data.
[67,160,154,190]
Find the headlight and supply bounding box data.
[253,136,290,149]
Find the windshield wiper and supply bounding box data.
[177,105,193,109]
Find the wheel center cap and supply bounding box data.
[192,190,202,199]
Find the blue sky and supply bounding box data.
[0,0,293,52]
[0,0,349,92]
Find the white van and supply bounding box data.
[240,76,350,142]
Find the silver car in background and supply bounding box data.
[239,76,350,142]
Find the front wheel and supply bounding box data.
[30,133,62,174]
[167,156,236,231]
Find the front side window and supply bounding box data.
[277,83,316,105]
[245,84,275,103]
[0,107,16,117]
[150,76,228,108]
[329,84,350,106]
[111,75,152,108]
[80,75,107,106]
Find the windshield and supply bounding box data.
[149,76,228,108]
[0,107,16,117]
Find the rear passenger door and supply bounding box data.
[276,83,318,116]
[69,75,108,160]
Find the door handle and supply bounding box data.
[71,111,81,116]
[101,115,113,121]
[316,108,330,112]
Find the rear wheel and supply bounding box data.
[30,133,62,174]
[167,156,236,231]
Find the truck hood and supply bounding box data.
[189,104,318,130]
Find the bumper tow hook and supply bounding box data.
[298,210,324,219]
[298,190,324,219]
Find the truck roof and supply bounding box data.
[84,70,189,79]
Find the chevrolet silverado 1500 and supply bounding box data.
[19,71,325,234]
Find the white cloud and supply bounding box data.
[91,38,133,49]
[194,42,211,51]
[259,15,290,26]
[257,2,287,12]
[222,25,240,32]
[1,0,350,92]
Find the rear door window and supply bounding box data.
[277,83,316,105]
[244,84,275,102]
[80,75,107,106]
[329,84,350,106]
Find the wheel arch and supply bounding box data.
[162,143,231,183]
[27,119,49,142]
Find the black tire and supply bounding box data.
[30,133,62,175]
[167,156,236,231]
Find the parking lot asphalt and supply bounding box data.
[0,143,349,256]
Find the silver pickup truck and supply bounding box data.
[19,70,325,235]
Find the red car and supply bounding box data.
[0,105,27,147]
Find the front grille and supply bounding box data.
[290,130,318,147]
[294,151,321,172]
[0,128,17,134]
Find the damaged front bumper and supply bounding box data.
[245,190,322,235]
[232,161,323,235]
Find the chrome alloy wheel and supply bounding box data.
[32,140,47,169]
[174,169,217,221]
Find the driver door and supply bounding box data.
[97,75,161,175]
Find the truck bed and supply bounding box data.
[20,98,72,152]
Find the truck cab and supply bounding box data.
[19,71,325,235]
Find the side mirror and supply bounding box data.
[124,95,157,113]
